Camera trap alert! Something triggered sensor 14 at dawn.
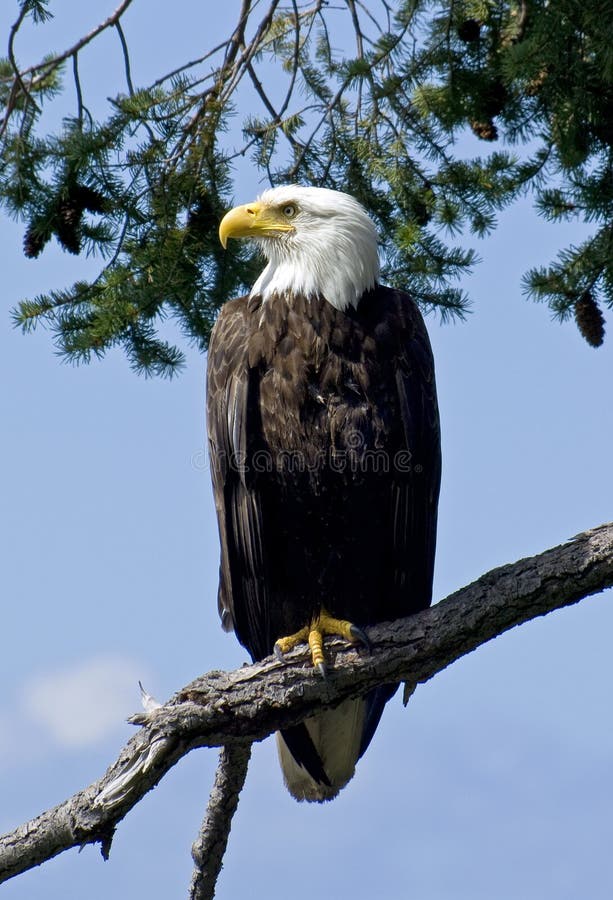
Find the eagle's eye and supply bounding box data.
[282,203,297,219]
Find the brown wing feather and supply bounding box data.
[206,297,271,652]
[389,290,441,613]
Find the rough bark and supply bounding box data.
[189,743,252,900]
[0,523,611,888]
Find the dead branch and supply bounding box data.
[189,743,252,900]
[0,522,611,891]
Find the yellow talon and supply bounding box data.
[273,608,370,674]
[316,610,358,644]
[274,626,309,657]
[308,626,325,671]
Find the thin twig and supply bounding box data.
[72,52,84,128]
[10,0,135,82]
[0,0,135,140]
[346,0,365,132]
[189,743,252,900]
[149,42,230,90]
[167,0,280,167]
[6,3,39,117]
[115,21,134,96]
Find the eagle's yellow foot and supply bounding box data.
[273,609,370,677]
[274,626,310,659]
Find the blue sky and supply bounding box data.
[1,3,612,898]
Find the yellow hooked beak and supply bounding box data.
[218,201,295,248]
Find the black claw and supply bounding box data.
[274,643,285,662]
[316,662,328,679]
[349,624,371,652]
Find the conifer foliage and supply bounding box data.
[1,0,611,374]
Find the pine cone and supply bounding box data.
[482,80,509,118]
[23,225,47,259]
[470,119,498,141]
[71,183,107,214]
[525,68,549,97]
[574,291,605,347]
[55,199,83,255]
[458,19,481,42]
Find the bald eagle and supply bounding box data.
[207,186,440,801]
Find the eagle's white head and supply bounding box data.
[218,185,380,312]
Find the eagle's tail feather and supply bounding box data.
[277,686,397,802]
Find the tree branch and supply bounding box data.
[8,0,135,81]
[189,743,252,900]
[0,522,611,887]
[0,0,135,139]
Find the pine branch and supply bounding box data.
[3,0,613,363]
[0,523,611,895]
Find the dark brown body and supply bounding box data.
[207,285,440,654]
[206,285,441,786]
